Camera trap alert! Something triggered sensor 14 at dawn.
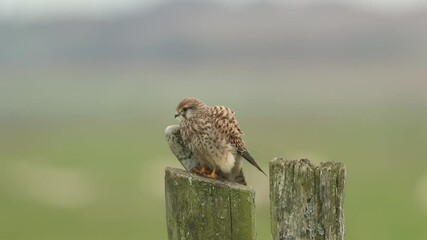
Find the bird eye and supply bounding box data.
[182,107,189,112]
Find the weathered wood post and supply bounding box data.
[270,158,346,240]
[165,167,256,240]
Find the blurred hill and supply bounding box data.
[1,0,427,69]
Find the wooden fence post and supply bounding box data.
[165,167,256,240]
[270,158,346,240]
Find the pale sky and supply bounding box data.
[1,0,426,19]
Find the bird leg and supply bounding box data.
[192,165,209,175]
[206,168,218,179]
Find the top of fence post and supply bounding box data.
[270,158,346,240]
[165,167,256,240]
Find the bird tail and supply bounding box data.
[239,150,267,176]
[234,169,247,185]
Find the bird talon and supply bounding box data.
[206,169,217,179]
[192,166,208,175]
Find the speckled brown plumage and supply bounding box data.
[165,125,247,185]
[171,97,266,183]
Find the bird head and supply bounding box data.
[175,97,205,121]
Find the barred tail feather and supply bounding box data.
[234,169,247,185]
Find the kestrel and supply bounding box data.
[165,125,247,184]
[165,97,265,184]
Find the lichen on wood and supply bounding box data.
[270,158,346,240]
[165,167,256,240]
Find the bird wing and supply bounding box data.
[239,150,266,175]
[164,125,199,171]
[208,106,266,175]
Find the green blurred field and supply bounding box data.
[1,68,427,240]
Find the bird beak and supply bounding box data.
[174,112,180,118]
